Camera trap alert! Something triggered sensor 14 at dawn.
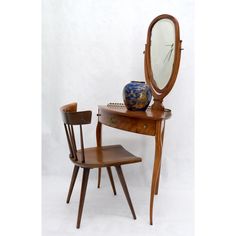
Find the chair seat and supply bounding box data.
[70,145,142,168]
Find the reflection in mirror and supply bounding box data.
[150,19,175,89]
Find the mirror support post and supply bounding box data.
[151,98,165,111]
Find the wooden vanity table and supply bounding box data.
[96,104,171,225]
[96,14,182,225]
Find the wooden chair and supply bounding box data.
[60,102,142,228]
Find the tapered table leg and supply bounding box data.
[155,121,165,195]
[154,165,161,195]
[150,121,163,225]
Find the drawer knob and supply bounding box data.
[143,124,147,129]
[110,117,117,125]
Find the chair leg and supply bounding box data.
[115,166,136,220]
[106,167,117,195]
[66,165,79,204]
[97,168,101,188]
[77,168,90,229]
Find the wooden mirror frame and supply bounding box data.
[144,14,182,111]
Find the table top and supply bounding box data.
[98,104,172,121]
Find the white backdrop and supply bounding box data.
[42,0,194,235]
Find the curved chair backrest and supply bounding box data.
[60,102,92,163]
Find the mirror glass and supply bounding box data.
[150,19,175,89]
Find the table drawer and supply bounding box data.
[98,110,156,136]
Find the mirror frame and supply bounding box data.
[144,14,182,111]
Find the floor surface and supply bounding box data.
[42,172,193,236]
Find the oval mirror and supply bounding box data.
[151,18,175,89]
[144,14,182,110]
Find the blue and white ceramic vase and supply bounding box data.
[123,81,152,111]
